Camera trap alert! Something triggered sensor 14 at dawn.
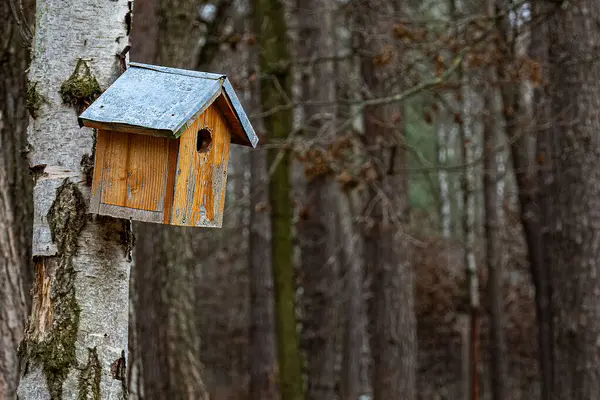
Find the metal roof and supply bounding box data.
[78,62,258,147]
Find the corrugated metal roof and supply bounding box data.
[78,62,258,147]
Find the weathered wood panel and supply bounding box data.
[171,103,231,227]
[92,129,175,214]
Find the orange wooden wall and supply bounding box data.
[171,102,232,227]
[90,103,231,227]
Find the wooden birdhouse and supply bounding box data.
[78,62,258,228]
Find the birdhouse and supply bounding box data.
[78,62,258,228]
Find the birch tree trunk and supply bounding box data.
[0,1,34,397]
[297,0,339,398]
[17,1,133,398]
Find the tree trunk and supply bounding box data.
[497,2,554,397]
[17,1,132,398]
[437,119,452,238]
[357,1,417,399]
[249,147,279,400]
[483,3,507,396]
[536,2,600,398]
[253,0,304,397]
[0,1,34,397]
[297,0,339,398]
[339,190,366,400]
[248,43,279,400]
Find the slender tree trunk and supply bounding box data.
[339,190,365,400]
[296,0,339,398]
[253,0,304,398]
[249,146,279,400]
[498,2,554,397]
[0,1,34,397]
[248,44,279,400]
[357,1,417,399]
[17,1,132,398]
[535,2,600,398]
[483,4,506,396]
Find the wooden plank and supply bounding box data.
[97,203,163,223]
[171,103,231,227]
[214,94,249,146]
[125,134,170,212]
[162,138,180,224]
[90,129,109,214]
[80,119,175,138]
[100,130,130,207]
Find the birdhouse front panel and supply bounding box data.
[90,129,179,223]
[171,103,231,227]
[78,62,258,228]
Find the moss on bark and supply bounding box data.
[60,59,101,113]
[21,180,87,399]
[26,80,46,119]
[78,348,102,400]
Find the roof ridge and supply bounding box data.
[129,62,226,81]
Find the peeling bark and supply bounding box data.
[17,1,132,398]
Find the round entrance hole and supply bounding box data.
[197,128,213,153]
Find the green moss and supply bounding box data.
[26,80,47,119]
[22,181,88,398]
[60,59,101,114]
[78,348,102,400]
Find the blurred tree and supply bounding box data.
[253,0,304,397]
[248,25,279,400]
[535,1,600,398]
[356,0,417,398]
[483,2,506,398]
[16,1,132,398]
[296,0,340,398]
[0,0,33,397]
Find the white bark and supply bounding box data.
[437,119,452,238]
[18,1,132,399]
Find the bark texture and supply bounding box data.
[536,2,600,399]
[17,1,132,398]
[253,0,304,397]
[357,1,417,399]
[297,0,339,398]
[248,42,279,400]
[0,1,34,397]
[249,147,279,400]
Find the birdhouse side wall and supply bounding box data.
[170,103,232,227]
[90,129,179,223]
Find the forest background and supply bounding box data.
[1,0,597,399]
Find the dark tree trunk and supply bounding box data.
[248,41,279,400]
[535,2,600,399]
[357,1,417,398]
[483,3,507,395]
[0,1,34,397]
[296,0,340,398]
